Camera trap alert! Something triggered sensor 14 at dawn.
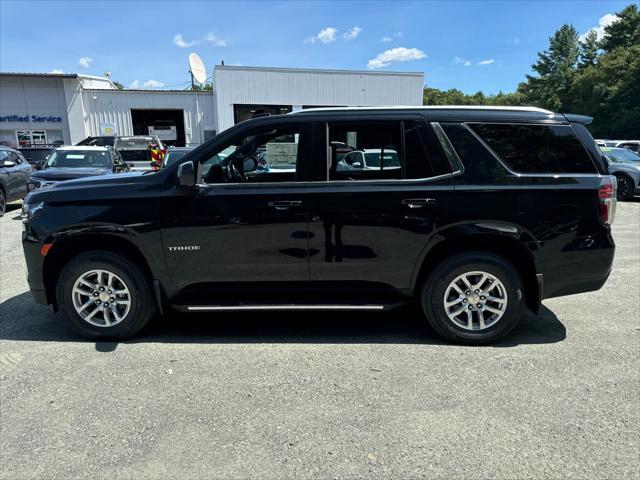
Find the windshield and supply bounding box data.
[602,148,640,163]
[164,150,192,167]
[364,150,400,168]
[118,137,155,149]
[46,150,111,168]
[22,149,53,162]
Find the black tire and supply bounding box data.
[0,189,5,217]
[56,251,157,340]
[615,174,634,201]
[420,252,525,345]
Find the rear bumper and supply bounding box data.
[539,229,615,300]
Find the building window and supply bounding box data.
[16,130,47,146]
[233,105,292,124]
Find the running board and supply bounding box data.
[185,304,389,312]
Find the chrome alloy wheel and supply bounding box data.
[71,269,131,327]
[443,271,508,331]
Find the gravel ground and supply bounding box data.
[1,200,639,480]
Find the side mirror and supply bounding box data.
[1,160,16,168]
[177,161,195,186]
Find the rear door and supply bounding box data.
[305,116,455,293]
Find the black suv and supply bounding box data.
[21,107,616,344]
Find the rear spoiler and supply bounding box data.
[563,114,593,125]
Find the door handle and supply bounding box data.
[401,198,437,209]
[268,200,302,211]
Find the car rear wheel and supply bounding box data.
[615,174,634,201]
[420,252,525,344]
[56,251,156,339]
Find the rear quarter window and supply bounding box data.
[468,123,597,174]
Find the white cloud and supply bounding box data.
[305,27,338,44]
[579,13,620,42]
[477,59,495,66]
[205,32,227,47]
[143,80,165,88]
[514,37,521,44]
[173,33,196,48]
[50,69,64,74]
[452,56,471,66]
[367,47,426,69]
[394,31,403,38]
[381,36,392,43]
[129,80,140,88]
[343,26,362,40]
[78,57,92,69]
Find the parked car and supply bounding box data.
[27,146,130,191]
[76,136,117,147]
[600,146,640,200]
[0,146,32,216]
[21,106,616,344]
[338,148,400,170]
[116,135,165,171]
[161,146,196,169]
[19,145,58,170]
[615,140,640,154]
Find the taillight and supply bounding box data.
[598,176,617,225]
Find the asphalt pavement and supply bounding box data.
[1,200,638,479]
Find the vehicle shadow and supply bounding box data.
[0,291,566,349]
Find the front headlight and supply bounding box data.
[27,180,40,191]
[21,201,45,224]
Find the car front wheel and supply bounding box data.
[420,252,525,344]
[56,251,157,339]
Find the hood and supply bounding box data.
[32,167,111,181]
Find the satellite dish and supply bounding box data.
[189,53,207,84]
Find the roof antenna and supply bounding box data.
[221,60,225,66]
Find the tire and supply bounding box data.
[56,251,157,339]
[615,174,634,201]
[420,252,525,345]
[0,189,5,217]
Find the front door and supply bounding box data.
[305,117,456,295]
[160,121,314,302]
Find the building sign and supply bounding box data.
[100,122,117,136]
[0,114,62,123]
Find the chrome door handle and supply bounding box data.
[402,198,437,209]
[268,200,302,211]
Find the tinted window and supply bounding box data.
[404,120,451,179]
[440,123,510,183]
[202,124,309,184]
[329,122,402,180]
[469,123,597,173]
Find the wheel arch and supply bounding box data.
[43,234,155,309]
[412,230,540,313]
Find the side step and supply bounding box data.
[173,303,405,312]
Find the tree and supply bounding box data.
[112,81,124,90]
[519,24,580,111]
[578,30,599,68]
[599,4,640,52]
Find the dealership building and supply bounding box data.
[0,66,424,148]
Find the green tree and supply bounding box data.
[519,24,580,111]
[599,4,640,51]
[112,81,124,90]
[578,30,599,68]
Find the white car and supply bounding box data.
[338,148,400,170]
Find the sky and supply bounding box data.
[0,0,634,94]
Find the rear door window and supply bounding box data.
[468,123,597,174]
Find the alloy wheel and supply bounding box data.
[443,270,508,331]
[71,269,131,327]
